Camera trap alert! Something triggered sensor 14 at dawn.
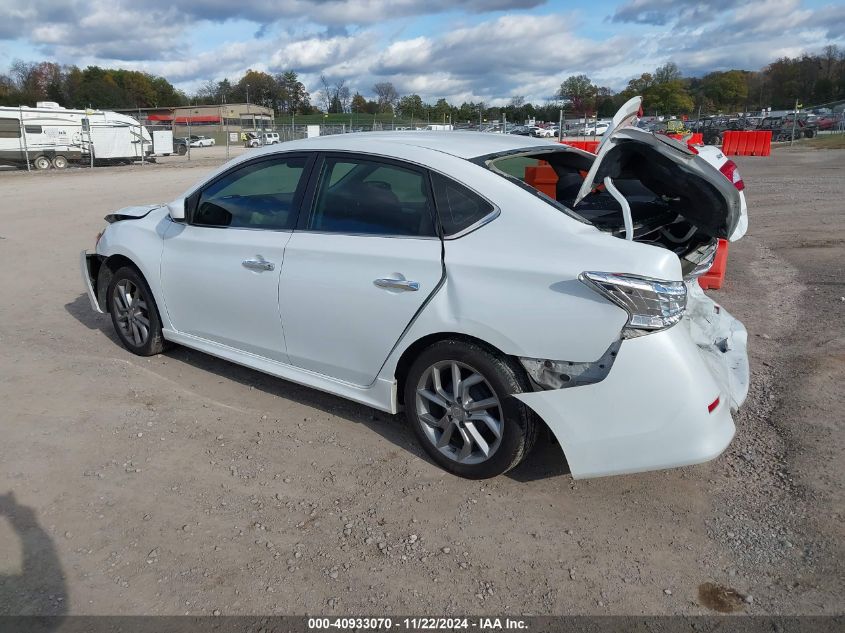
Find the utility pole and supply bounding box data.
[790,98,799,146]
[19,106,30,171]
[138,106,144,166]
[558,109,563,142]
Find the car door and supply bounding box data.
[279,153,444,386]
[160,153,314,362]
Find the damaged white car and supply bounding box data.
[81,96,749,480]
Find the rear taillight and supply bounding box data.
[719,160,744,191]
[579,272,687,338]
[708,396,720,414]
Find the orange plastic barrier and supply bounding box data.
[666,132,704,146]
[560,140,600,153]
[524,162,558,198]
[722,130,771,156]
[698,239,729,290]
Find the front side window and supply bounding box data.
[308,157,436,237]
[431,173,494,236]
[192,156,307,230]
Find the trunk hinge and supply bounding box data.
[603,176,633,241]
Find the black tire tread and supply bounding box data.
[404,338,537,479]
[107,265,172,357]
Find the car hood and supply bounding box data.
[104,204,163,223]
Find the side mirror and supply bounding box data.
[167,198,185,221]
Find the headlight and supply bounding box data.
[579,271,686,338]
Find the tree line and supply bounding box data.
[2,46,843,120]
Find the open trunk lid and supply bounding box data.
[574,97,747,241]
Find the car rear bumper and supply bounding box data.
[80,250,104,314]
[515,285,748,479]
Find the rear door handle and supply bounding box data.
[242,258,275,272]
[374,278,420,291]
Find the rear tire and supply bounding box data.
[404,339,537,479]
[107,266,170,356]
[52,155,68,169]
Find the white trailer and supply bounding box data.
[0,102,152,170]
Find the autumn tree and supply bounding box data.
[372,81,398,113]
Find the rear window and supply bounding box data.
[483,149,592,224]
[431,173,494,236]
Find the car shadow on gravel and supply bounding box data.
[64,294,121,345]
[64,293,572,482]
[0,492,68,621]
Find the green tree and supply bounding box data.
[558,74,597,113]
[699,70,749,111]
[397,94,424,120]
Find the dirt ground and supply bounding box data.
[0,146,842,616]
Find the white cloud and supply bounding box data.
[1,0,843,103]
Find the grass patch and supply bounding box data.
[793,134,845,150]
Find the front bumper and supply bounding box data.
[516,285,748,479]
[80,250,104,314]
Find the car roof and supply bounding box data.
[273,131,561,161]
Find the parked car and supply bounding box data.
[244,131,281,147]
[532,126,558,138]
[81,96,749,480]
[694,117,749,145]
[173,137,189,156]
[188,135,215,147]
[757,115,816,142]
[584,122,610,136]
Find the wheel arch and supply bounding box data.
[95,254,139,311]
[393,331,533,407]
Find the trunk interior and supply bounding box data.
[503,146,730,274]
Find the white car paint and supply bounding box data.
[189,136,215,147]
[82,112,750,479]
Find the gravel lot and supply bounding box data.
[0,146,842,616]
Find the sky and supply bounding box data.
[0,0,843,105]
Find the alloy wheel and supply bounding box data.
[415,361,504,465]
[112,279,150,346]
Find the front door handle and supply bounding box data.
[374,278,420,291]
[242,258,275,272]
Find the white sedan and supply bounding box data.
[81,97,749,480]
[584,122,610,136]
[188,135,215,147]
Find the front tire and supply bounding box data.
[404,340,537,479]
[33,155,51,170]
[107,266,170,356]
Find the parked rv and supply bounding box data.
[0,102,152,170]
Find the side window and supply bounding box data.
[24,125,43,134]
[308,157,436,237]
[193,156,307,230]
[431,173,495,236]
[0,118,21,139]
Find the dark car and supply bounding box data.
[693,117,751,145]
[758,115,817,142]
[173,137,188,155]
